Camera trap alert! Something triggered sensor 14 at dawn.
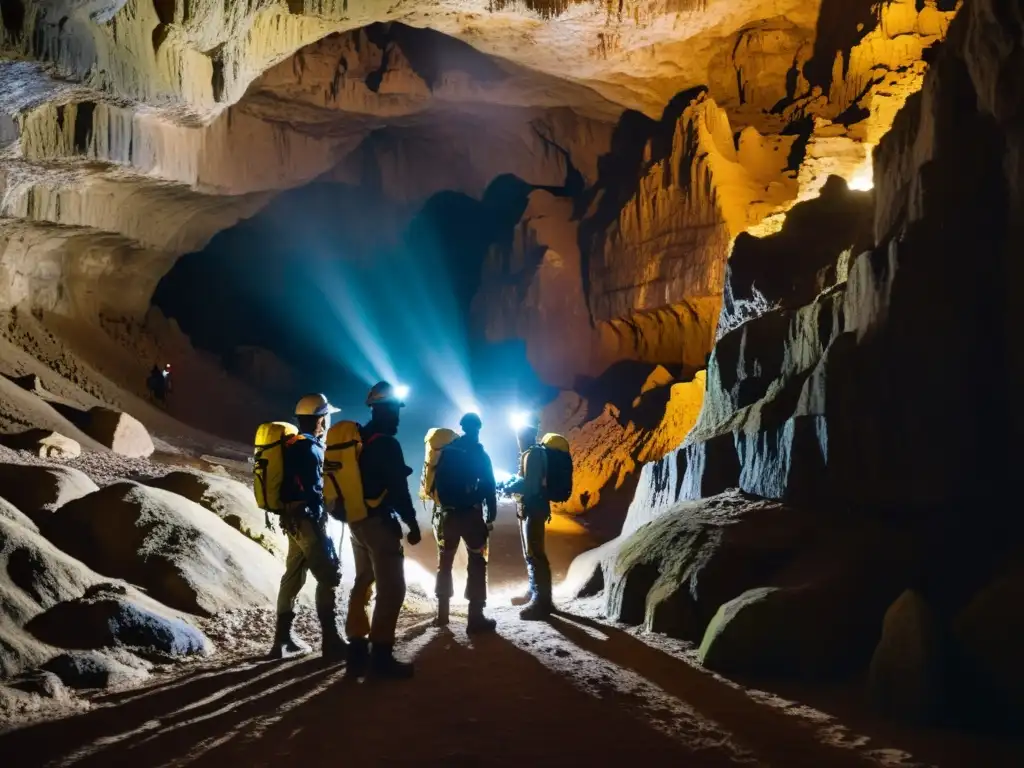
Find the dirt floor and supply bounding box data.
[2,505,1023,768]
[3,600,1023,768]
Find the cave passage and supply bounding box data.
[154,174,555,476]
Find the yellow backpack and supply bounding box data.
[253,422,299,512]
[323,420,386,523]
[420,427,458,504]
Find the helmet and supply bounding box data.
[295,393,340,417]
[460,412,482,431]
[366,381,405,408]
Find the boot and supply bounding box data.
[510,588,534,607]
[433,596,450,628]
[346,637,369,678]
[318,607,348,662]
[370,643,414,679]
[466,601,497,634]
[518,597,552,622]
[267,612,312,659]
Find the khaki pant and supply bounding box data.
[520,514,551,603]
[276,514,341,615]
[346,514,406,644]
[434,508,489,604]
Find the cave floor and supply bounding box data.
[3,602,1022,768]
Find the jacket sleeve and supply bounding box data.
[480,450,498,522]
[506,447,544,502]
[381,437,418,529]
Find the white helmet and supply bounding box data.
[294,393,340,417]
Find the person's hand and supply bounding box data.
[486,513,496,532]
[264,511,277,534]
[407,522,422,546]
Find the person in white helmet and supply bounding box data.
[269,393,348,661]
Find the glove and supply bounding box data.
[486,512,496,532]
[264,511,277,534]
[406,522,422,546]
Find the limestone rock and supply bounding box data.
[697,585,870,678]
[0,513,104,676]
[0,463,98,524]
[0,429,82,459]
[6,670,69,702]
[145,471,286,557]
[954,565,1024,728]
[42,650,150,690]
[0,496,38,534]
[81,407,154,458]
[45,482,283,616]
[27,584,211,658]
[605,491,815,640]
[868,590,944,724]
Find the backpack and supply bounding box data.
[253,421,299,512]
[434,439,482,509]
[540,432,573,503]
[323,420,381,523]
[420,427,458,504]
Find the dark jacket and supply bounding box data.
[359,420,417,529]
[443,435,498,522]
[505,444,549,519]
[280,433,325,517]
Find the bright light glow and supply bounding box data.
[493,467,514,484]
[509,410,531,431]
[848,157,874,191]
[394,384,410,400]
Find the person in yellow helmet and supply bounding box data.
[346,381,421,679]
[269,393,348,661]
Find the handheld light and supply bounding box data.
[508,410,531,431]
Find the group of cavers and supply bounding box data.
[252,381,573,679]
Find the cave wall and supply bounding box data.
[625,0,1022,541]
[0,0,959,414]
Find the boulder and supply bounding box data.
[145,471,285,557]
[0,514,104,676]
[82,407,154,458]
[6,670,70,702]
[28,583,211,658]
[42,650,150,690]
[0,497,39,534]
[605,491,815,640]
[698,586,860,678]
[697,539,913,681]
[0,429,82,459]
[45,482,283,616]
[0,464,98,524]
[867,590,945,724]
[954,564,1024,728]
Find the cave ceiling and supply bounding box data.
[0,0,957,319]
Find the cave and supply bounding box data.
[2,0,1024,763]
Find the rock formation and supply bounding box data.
[1,2,953,369]
[6,0,1017,734]
[46,482,283,615]
[574,0,1024,730]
